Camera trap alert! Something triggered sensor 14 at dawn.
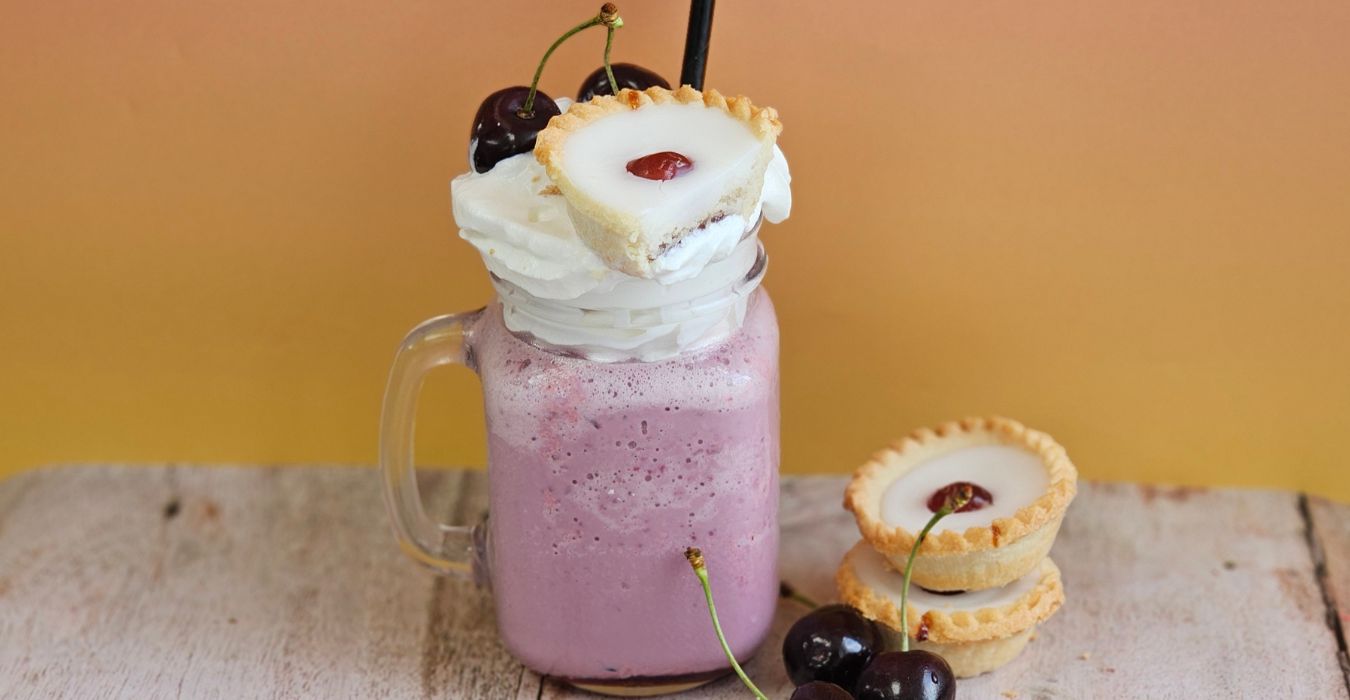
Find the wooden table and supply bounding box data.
[1,466,1347,699]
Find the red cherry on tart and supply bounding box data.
[625,151,694,181]
[925,481,993,513]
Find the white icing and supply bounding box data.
[559,102,764,239]
[880,446,1049,533]
[851,545,1042,612]
[450,100,791,361]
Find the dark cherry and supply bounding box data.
[577,62,670,102]
[469,86,561,173]
[783,604,884,688]
[853,650,955,700]
[626,151,693,181]
[926,481,993,514]
[791,681,855,700]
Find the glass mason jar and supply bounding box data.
[380,233,779,695]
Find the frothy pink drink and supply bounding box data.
[474,292,780,684]
[383,62,793,695]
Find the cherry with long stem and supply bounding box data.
[898,484,972,652]
[521,3,624,117]
[685,547,768,700]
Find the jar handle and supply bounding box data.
[379,311,487,581]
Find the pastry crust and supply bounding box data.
[916,627,1037,678]
[843,416,1077,590]
[533,86,781,278]
[534,86,781,164]
[836,544,1065,644]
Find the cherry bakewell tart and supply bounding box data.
[534,85,781,278]
[843,416,1077,592]
[837,542,1065,677]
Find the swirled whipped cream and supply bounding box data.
[451,100,791,360]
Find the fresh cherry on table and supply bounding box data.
[927,481,993,513]
[469,86,561,173]
[791,680,856,700]
[782,604,884,689]
[577,62,670,102]
[853,650,955,700]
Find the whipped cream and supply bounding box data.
[451,101,791,360]
[494,235,766,362]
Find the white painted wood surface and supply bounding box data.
[1,467,1347,699]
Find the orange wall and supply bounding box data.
[2,1,1348,499]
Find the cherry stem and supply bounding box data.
[603,25,619,94]
[779,581,819,610]
[600,2,623,93]
[899,484,972,653]
[685,547,768,700]
[521,4,624,117]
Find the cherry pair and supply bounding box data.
[784,604,953,700]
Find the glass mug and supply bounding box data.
[379,235,780,695]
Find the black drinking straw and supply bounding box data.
[680,0,715,89]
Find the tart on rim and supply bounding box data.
[534,85,781,278]
[837,542,1065,678]
[844,416,1077,591]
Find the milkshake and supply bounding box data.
[380,31,792,692]
[459,82,789,687]
[477,289,779,683]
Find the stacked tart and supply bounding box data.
[840,417,1077,677]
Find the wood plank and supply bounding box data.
[2,467,1348,699]
[0,465,447,699]
[1308,495,1350,682]
[959,483,1348,700]
[417,469,528,699]
[532,479,1350,699]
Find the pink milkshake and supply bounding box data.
[475,289,780,684]
[381,63,792,695]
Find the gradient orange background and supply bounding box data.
[2,1,1348,500]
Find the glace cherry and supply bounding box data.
[782,604,884,688]
[853,650,955,700]
[626,151,693,181]
[791,680,856,700]
[926,481,993,513]
[469,86,561,173]
[577,62,670,102]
